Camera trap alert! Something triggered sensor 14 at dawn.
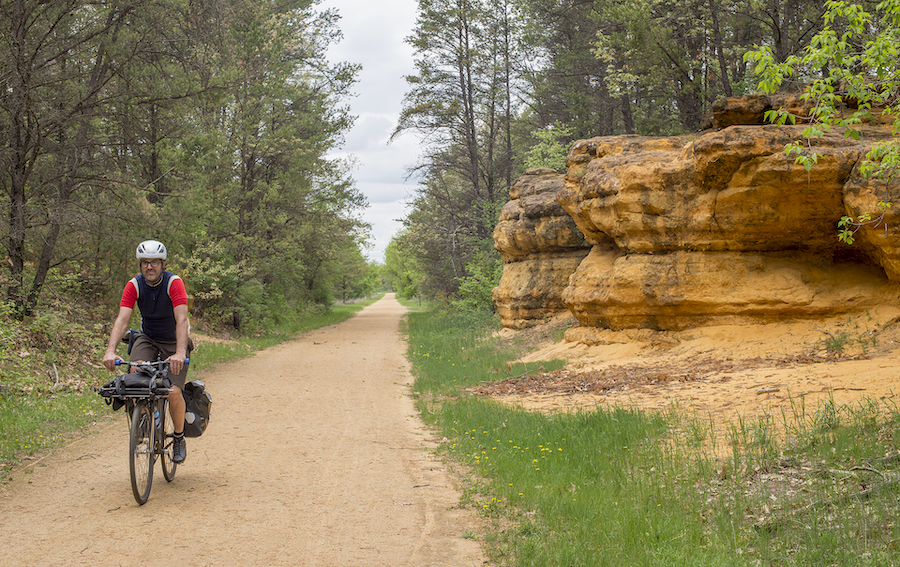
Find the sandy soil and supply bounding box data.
[484,306,900,445]
[0,294,485,567]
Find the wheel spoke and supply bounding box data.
[161,399,177,482]
[129,402,154,504]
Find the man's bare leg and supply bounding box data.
[168,386,185,434]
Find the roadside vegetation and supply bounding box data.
[405,303,900,566]
[0,295,383,476]
[1,0,386,478]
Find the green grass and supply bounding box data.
[0,389,105,469]
[0,295,383,474]
[406,309,565,398]
[406,308,900,567]
[433,399,732,566]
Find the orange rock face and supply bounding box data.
[493,97,900,330]
[492,168,589,328]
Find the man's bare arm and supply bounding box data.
[167,303,190,375]
[103,306,133,371]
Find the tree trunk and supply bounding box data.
[7,0,35,316]
[621,97,635,134]
[709,0,733,97]
[457,2,480,196]
[9,4,118,318]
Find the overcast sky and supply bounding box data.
[319,0,420,263]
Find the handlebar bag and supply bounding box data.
[99,373,171,410]
[117,372,171,394]
[182,380,211,437]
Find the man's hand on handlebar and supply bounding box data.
[102,352,124,372]
[167,353,186,376]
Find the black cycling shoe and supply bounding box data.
[173,436,187,464]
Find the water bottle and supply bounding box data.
[154,407,161,430]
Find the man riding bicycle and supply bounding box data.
[102,240,192,463]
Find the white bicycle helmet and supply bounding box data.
[135,240,167,260]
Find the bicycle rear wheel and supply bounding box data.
[129,401,155,505]
[160,398,177,482]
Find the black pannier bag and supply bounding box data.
[182,380,211,437]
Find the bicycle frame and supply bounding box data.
[98,360,180,505]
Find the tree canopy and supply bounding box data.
[1,0,375,326]
[389,0,843,307]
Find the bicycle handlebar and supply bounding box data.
[114,358,190,367]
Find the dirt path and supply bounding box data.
[0,294,485,567]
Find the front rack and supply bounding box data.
[97,360,174,400]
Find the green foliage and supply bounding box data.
[0,0,367,325]
[0,301,107,396]
[454,246,503,315]
[390,161,508,299]
[394,0,520,299]
[521,121,574,172]
[520,0,628,137]
[233,278,273,334]
[178,242,245,316]
[331,247,379,303]
[383,236,426,300]
[838,201,892,244]
[582,0,828,135]
[176,241,288,333]
[746,0,900,243]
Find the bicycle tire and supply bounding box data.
[129,402,154,505]
[160,398,177,482]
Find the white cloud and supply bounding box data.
[321,0,420,262]
[360,199,411,264]
[358,179,416,205]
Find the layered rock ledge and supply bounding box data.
[492,168,589,329]
[493,96,900,331]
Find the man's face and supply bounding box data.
[139,258,165,284]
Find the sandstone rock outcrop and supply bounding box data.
[492,169,589,328]
[493,95,900,331]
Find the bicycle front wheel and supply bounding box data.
[160,398,177,482]
[129,401,155,505]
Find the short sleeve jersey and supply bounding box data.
[120,271,188,342]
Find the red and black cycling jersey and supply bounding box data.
[119,272,188,342]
